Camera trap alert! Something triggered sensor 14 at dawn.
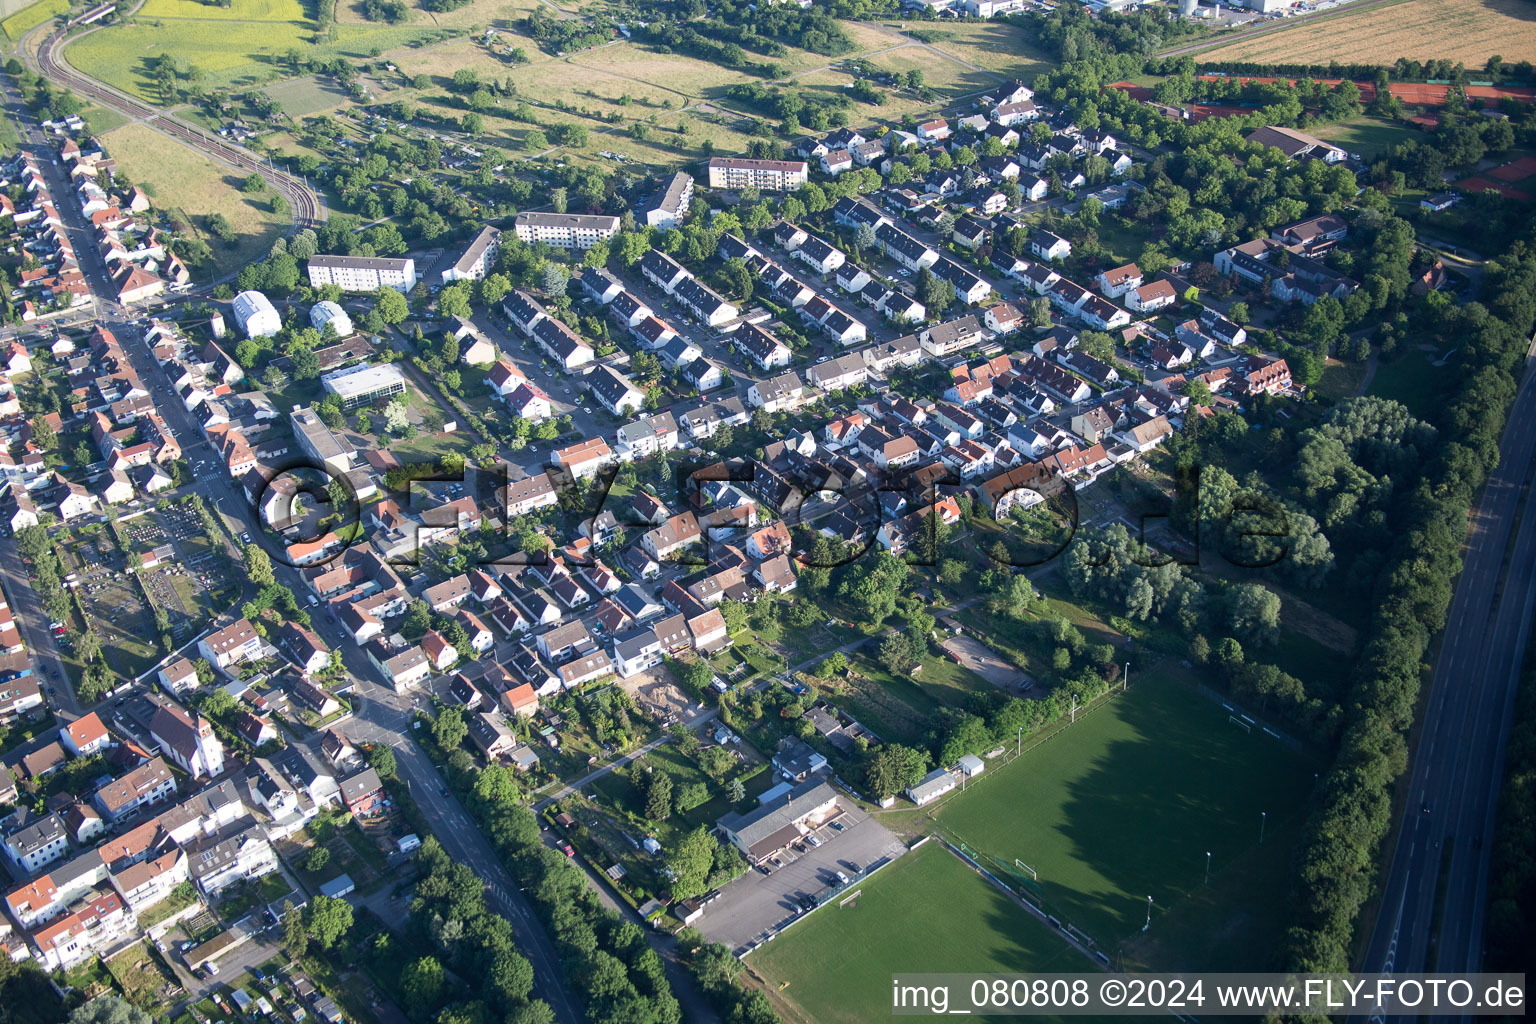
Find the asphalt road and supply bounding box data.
[1358,338,1536,1018]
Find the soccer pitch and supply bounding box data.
[749,841,1084,1024]
[930,673,1316,952]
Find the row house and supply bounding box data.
[735,323,792,371]
[805,353,867,392]
[92,757,177,824]
[32,890,132,971]
[919,315,984,359]
[185,821,277,897]
[678,397,749,440]
[974,461,1061,518]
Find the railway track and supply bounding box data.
[32,20,325,231]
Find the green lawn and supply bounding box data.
[1367,348,1442,418]
[1313,357,1368,402]
[260,74,352,116]
[830,649,995,747]
[923,672,1316,957]
[1313,114,1421,161]
[749,841,1085,1024]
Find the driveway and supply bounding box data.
[693,801,907,953]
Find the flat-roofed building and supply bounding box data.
[306,255,416,293]
[292,406,356,475]
[513,212,622,250]
[322,362,407,410]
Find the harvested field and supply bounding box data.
[879,18,1051,76]
[1199,0,1536,67]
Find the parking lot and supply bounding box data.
[693,801,908,953]
[941,633,1027,690]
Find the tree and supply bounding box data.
[366,742,397,779]
[1224,583,1282,646]
[303,846,332,873]
[819,651,847,676]
[198,687,236,718]
[433,706,467,751]
[542,262,569,297]
[70,996,151,1024]
[400,956,446,1018]
[375,287,408,325]
[29,415,56,451]
[878,632,912,674]
[282,900,308,959]
[474,763,520,804]
[727,777,746,803]
[439,281,473,318]
[645,768,673,821]
[76,630,102,664]
[864,744,930,800]
[384,397,411,435]
[245,543,274,586]
[291,346,320,381]
[303,894,353,949]
[666,826,717,899]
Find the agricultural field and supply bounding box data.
[335,0,541,30]
[101,121,288,276]
[63,0,450,99]
[749,841,1085,1024]
[909,671,1317,966]
[0,0,65,41]
[879,18,1052,77]
[1197,0,1536,67]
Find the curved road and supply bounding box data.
[1357,337,1536,1021]
[27,18,325,232]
